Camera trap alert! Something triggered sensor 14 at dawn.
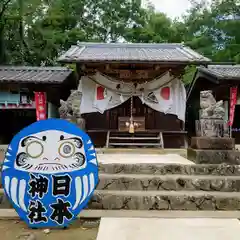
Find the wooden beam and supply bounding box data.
[84,62,186,70]
[79,63,186,81]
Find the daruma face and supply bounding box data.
[2,119,99,229]
[14,130,87,174]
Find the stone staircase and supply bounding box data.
[1,163,240,211]
[87,163,240,211]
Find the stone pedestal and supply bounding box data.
[191,137,235,150]
[189,90,235,164]
[195,119,229,138]
[188,135,238,164]
[187,148,240,164]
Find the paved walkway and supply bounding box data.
[97,153,194,165]
[96,218,240,240]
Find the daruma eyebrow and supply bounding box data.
[21,136,46,147]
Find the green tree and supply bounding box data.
[124,5,184,43]
[2,0,240,73]
[1,0,147,65]
[182,0,240,63]
[0,0,14,64]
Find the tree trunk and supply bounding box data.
[0,24,6,64]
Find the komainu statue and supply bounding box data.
[200,90,225,119]
[58,90,85,130]
[59,99,72,119]
[196,90,227,137]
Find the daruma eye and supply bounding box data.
[26,141,44,158]
[59,142,75,158]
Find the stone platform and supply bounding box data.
[97,153,193,164]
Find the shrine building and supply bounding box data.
[58,42,211,148]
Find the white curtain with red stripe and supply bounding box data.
[79,74,186,122]
[140,78,186,121]
[79,76,130,114]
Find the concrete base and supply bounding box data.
[187,148,240,164]
[97,218,240,240]
[191,137,235,150]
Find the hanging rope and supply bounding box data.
[129,95,135,133]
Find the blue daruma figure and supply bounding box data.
[1,119,99,228]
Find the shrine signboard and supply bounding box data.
[1,119,99,228]
[119,70,148,79]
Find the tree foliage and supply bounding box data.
[0,0,240,83]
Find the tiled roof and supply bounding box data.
[198,65,240,80]
[58,42,211,63]
[0,66,73,84]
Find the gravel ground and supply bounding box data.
[0,219,98,240]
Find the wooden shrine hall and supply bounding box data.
[58,42,211,148]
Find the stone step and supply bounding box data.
[109,143,161,146]
[97,173,240,192]
[96,148,187,158]
[1,164,237,186]
[88,190,240,211]
[99,163,240,176]
[1,189,240,211]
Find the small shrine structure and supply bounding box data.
[187,64,240,143]
[58,42,211,148]
[0,66,75,144]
